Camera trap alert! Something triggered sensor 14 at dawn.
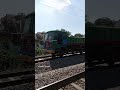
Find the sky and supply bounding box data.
[86,0,120,23]
[0,0,34,17]
[35,0,85,35]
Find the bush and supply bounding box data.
[35,47,45,56]
[0,49,16,71]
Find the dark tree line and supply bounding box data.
[86,16,120,27]
[55,29,84,38]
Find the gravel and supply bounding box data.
[35,63,85,89]
[35,61,52,74]
[59,78,85,90]
[61,84,77,90]
[75,78,85,89]
[35,55,85,74]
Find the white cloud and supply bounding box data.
[42,0,71,10]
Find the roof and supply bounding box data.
[46,30,67,33]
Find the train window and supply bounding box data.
[54,35,57,40]
[62,32,68,39]
[29,16,34,33]
[45,33,48,40]
[48,32,55,40]
[46,31,68,41]
[48,36,52,40]
[23,17,31,33]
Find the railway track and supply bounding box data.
[35,53,85,74]
[0,69,35,88]
[36,71,85,90]
[35,52,85,63]
[35,52,85,89]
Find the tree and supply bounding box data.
[36,32,45,41]
[55,29,71,36]
[70,35,74,37]
[94,17,114,27]
[74,33,83,38]
[86,21,94,27]
[60,29,71,36]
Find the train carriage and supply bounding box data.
[86,26,120,65]
[16,13,35,62]
[44,31,85,57]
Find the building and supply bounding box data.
[35,32,45,49]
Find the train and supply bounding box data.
[86,26,120,66]
[0,13,35,66]
[44,30,85,57]
[16,13,35,62]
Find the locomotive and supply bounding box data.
[86,26,120,66]
[16,13,34,62]
[44,31,85,57]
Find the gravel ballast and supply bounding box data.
[35,63,85,89]
[35,55,85,74]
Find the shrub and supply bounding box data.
[35,47,45,56]
[0,49,16,71]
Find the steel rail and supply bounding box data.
[36,71,85,90]
[0,70,35,88]
[0,74,34,88]
[35,53,84,63]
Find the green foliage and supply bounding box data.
[0,49,16,59]
[94,17,114,27]
[35,47,45,56]
[0,49,17,71]
[74,33,83,37]
[0,49,33,71]
[69,35,74,37]
[61,29,71,36]
[86,21,94,27]
[54,29,71,36]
